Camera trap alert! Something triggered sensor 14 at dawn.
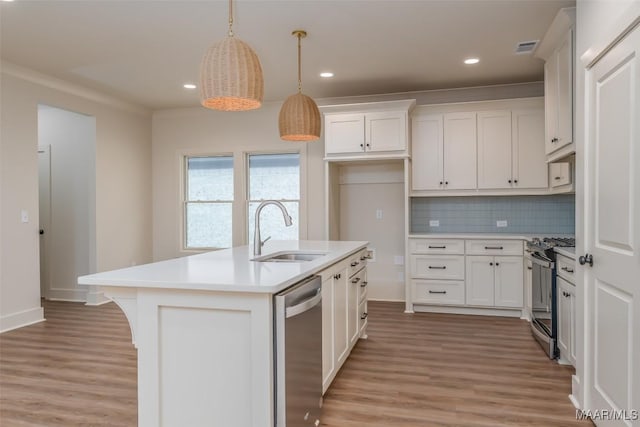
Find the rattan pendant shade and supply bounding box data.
[279,30,321,142]
[199,0,264,111]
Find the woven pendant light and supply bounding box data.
[279,30,321,141]
[199,0,264,111]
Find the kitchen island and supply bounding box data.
[78,240,368,427]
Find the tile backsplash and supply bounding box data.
[411,195,575,234]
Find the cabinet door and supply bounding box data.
[512,109,548,189]
[443,112,477,190]
[544,54,559,154]
[334,268,349,365]
[348,272,360,347]
[524,258,533,317]
[568,284,576,366]
[556,276,571,363]
[494,256,524,308]
[321,275,335,391]
[555,29,573,150]
[550,162,571,187]
[465,256,494,306]
[477,110,512,189]
[411,114,444,190]
[325,114,365,154]
[366,111,407,152]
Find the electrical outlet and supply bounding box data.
[497,220,508,228]
[366,248,376,262]
[394,255,405,266]
[429,220,440,227]
[375,209,383,220]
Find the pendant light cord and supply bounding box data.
[297,33,302,93]
[228,0,234,36]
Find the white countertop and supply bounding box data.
[555,246,576,260]
[78,240,368,294]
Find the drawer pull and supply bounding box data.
[351,278,361,284]
[527,266,533,270]
[561,267,574,273]
[360,312,368,320]
[428,290,447,294]
[485,246,504,250]
[360,281,368,288]
[360,256,367,261]
[350,261,359,267]
[428,266,446,270]
[428,245,446,249]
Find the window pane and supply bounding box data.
[248,153,299,201]
[187,156,233,201]
[186,203,232,248]
[248,202,299,242]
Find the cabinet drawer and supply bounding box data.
[556,254,575,284]
[410,255,465,280]
[412,280,465,305]
[465,240,523,256]
[347,250,367,277]
[409,239,464,255]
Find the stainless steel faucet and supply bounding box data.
[253,200,293,256]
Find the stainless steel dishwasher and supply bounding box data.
[274,275,323,427]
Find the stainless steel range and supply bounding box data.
[526,237,575,358]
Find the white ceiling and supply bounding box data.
[0,0,574,110]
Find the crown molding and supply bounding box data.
[0,61,150,116]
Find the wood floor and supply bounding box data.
[0,300,591,426]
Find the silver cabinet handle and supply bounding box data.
[285,290,322,318]
[428,290,446,294]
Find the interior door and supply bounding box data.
[585,23,640,424]
[38,146,51,299]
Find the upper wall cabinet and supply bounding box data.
[322,100,416,160]
[535,7,575,162]
[411,98,550,196]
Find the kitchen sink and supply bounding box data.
[253,251,327,263]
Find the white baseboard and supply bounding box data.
[85,286,111,306]
[47,287,87,302]
[569,375,582,409]
[413,304,522,318]
[368,298,405,302]
[0,306,45,333]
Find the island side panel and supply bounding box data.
[134,288,274,427]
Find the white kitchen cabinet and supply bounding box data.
[537,8,575,159]
[465,256,523,308]
[348,268,364,347]
[512,108,548,189]
[557,275,576,366]
[323,100,415,158]
[477,108,547,190]
[443,112,477,190]
[411,114,443,191]
[321,274,336,390]
[477,110,512,189]
[333,267,349,367]
[550,162,571,187]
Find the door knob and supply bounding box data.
[578,253,593,267]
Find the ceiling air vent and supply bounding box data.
[515,40,539,55]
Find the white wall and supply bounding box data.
[0,64,152,331]
[152,103,324,261]
[574,0,640,410]
[38,105,96,302]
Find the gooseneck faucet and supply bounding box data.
[253,200,293,256]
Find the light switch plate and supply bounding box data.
[429,220,440,227]
[394,255,404,265]
[375,209,383,220]
[497,220,508,228]
[21,210,29,223]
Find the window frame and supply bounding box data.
[182,153,235,251]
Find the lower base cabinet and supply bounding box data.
[557,275,576,366]
[465,256,524,308]
[322,249,368,394]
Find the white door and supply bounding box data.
[443,112,477,190]
[477,110,512,189]
[585,23,640,424]
[465,256,494,306]
[366,111,406,152]
[512,108,548,189]
[38,146,51,299]
[411,114,444,190]
[493,256,524,308]
[324,113,365,154]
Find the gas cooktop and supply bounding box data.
[527,237,575,252]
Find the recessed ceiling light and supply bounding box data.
[320,72,334,78]
[464,58,480,65]
[183,83,197,89]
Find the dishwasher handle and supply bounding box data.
[285,289,322,318]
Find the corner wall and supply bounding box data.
[0,64,152,331]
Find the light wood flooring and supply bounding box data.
[0,300,591,426]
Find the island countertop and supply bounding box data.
[78,240,368,294]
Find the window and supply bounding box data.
[184,155,233,249]
[247,153,300,242]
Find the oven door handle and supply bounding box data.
[530,252,553,268]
